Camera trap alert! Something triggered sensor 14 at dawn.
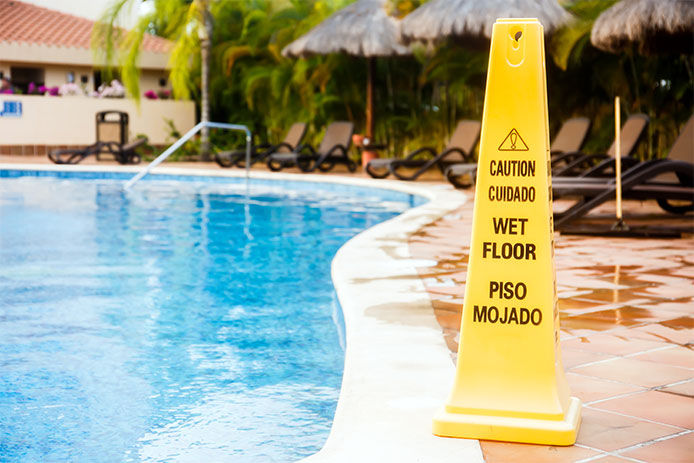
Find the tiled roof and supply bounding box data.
[0,0,170,53]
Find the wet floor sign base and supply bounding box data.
[433,19,581,446]
[433,397,581,445]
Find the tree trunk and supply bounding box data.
[366,57,374,140]
[200,37,210,161]
[199,5,212,162]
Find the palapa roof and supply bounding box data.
[0,0,170,53]
[591,0,694,54]
[401,0,571,42]
[282,0,409,58]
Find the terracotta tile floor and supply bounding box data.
[409,194,693,463]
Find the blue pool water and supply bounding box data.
[0,170,423,462]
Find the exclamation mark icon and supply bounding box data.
[498,128,529,151]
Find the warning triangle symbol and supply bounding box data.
[498,128,529,151]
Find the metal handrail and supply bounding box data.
[123,121,252,190]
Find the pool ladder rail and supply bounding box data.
[123,121,252,190]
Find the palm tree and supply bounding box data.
[548,0,692,158]
[94,0,214,161]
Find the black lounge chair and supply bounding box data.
[365,120,480,180]
[267,121,356,173]
[103,138,146,164]
[48,110,145,165]
[48,142,105,165]
[48,137,146,165]
[549,117,592,157]
[445,117,592,189]
[553,114,694,228]
[551,113,649,177]
[215,122,306,168]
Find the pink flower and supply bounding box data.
[48,86,60,96]
[59,83,84,96]
[144,90,158,99]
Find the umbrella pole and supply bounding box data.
[366,57,374,140]
[612,96,628,231]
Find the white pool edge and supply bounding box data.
[1,164,484,462]
[315,181,484,462]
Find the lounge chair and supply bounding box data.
[215,122,306,168]
[48,142,105,165]
[102,138,146,164]
[445,117,592,188]
[267,121,356,172]
[365,120,480,180]
[48,137,146,165]
[549,117,592,157]
[553,114,694,228]
[48,110,145,165]
[551,113,649,177]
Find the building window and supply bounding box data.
[10,66,45,94]
[159,77,167,87]
[93,70,102,91]
[81,75,89,84]
[94,69,121,91]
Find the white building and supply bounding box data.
[0,0,194,155]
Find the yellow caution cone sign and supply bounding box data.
[432,18,581,445]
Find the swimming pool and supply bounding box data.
[0,170,423,462]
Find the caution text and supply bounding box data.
[473,305,542,325]
[482,241,537,260]
[488,185,536,202]
[490,160,535,177]
[492,217,528,235]
[489,281,527,300]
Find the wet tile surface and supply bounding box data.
[576,408,678,452]
[659,379,694,398]
[620,432,694,463]
[479,440,600,463]
[409,193,694,462]
[589,457,646,463]
[592,390,694,429]
[561,349,616,370]
[561,334,668,356]
[565,373,644,404]
[571,357,693,388]
[630,346,694,370]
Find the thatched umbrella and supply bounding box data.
[591,0,694,54]
[401,0,571,42]
[282,0,409,139]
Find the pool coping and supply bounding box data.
[1,164,484,462]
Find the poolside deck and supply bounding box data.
[411,195,693,463]
[2,154,692,463]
